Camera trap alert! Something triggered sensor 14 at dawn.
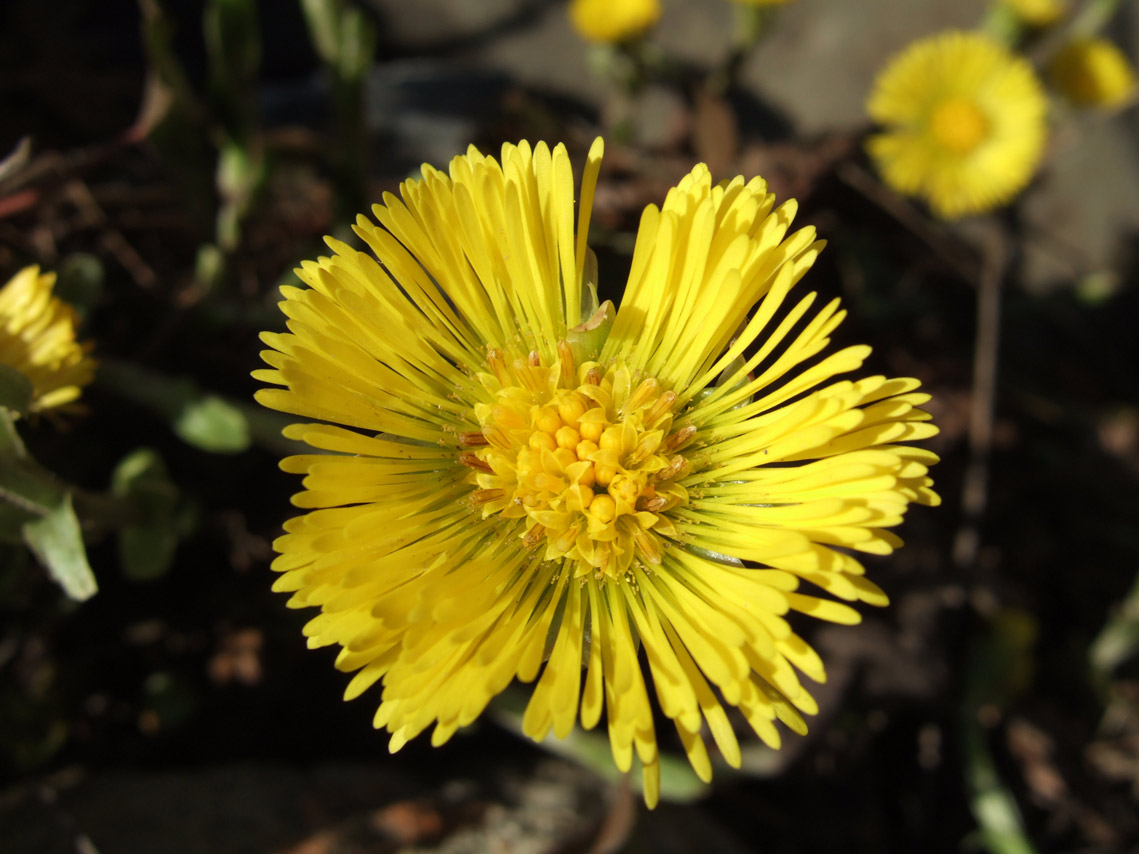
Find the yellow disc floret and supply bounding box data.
[928,96,990,155]
[866,30,1048,219]
[464,344,690,580]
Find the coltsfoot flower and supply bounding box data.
[1049,37,1137,109]
[0,266,95,413]
[866,31,1049,219]
[255,139,939,805]
[1001,0,1065,27]
[569,0,660,44]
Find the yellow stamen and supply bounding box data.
[487,347,510,386]
[558,339,576,381]
[555,425,580,449]
[591,494,617,523]
[459,452,494,472]
[465,348,689,578]
[536,407,562,435]
[558,393,588,426]
[529,432,557,452]
[665,425,696,452]
[580,420,604,443]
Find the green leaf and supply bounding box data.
[204,0,261,132]
[337,5,376,81]
[56,253,105,321]
[0,411,66,516]
[0,502,37,544]
[1089,569,1139,681]
[963,721,1037,854]
[960,613,1039,854]
[112,449,181,581]
[173,394,251,454]
[0,365,33,417]
[300,0,341,64]
[22,494,97,601]
[0,408,26,459]
[98,360,254,455]
[301,0,376,81]
[979,3,1024,47]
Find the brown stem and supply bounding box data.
[953,225,1008,570]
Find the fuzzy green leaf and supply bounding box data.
[112,448,181,581]
[22,494,97,601]
[173,394,251,454]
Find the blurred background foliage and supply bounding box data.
[0,0,1138,852]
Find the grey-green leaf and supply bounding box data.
[22,494,97,601]
[173,395,251,454]
[112,448,181,581]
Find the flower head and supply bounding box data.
[0,266,95,413]
[866,31,1049,219]
[570,0,660,44]
[1049,37,1137,109]
[255,139,939,805]
[1001,0,1065,27]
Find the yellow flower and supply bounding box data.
[255,139,939,805]
[1000,0,1064,27]
[1049,37,1137,109]
[0,266,95,413]
[569,0,660,44]
[866,31,1048,219]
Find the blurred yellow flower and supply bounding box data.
[569,0,660,44]
[0,266,95,414]
[256,138,939,805]
[866,31,1048,219]
[1049,38,1137,109]
[1001,0,1064,27]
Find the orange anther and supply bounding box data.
[458,452,494,473]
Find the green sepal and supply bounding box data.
[567,299,615,364]
[0,365,33,417]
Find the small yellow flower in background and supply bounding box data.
[1000,0,1065,27]
[866,31,1048,219]
[0,266,95,413]
[1049,38,1138,109]
[569,0,660,44]
[255,138,939,805]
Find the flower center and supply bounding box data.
[461,344,693,580]
[928,96,990,155]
